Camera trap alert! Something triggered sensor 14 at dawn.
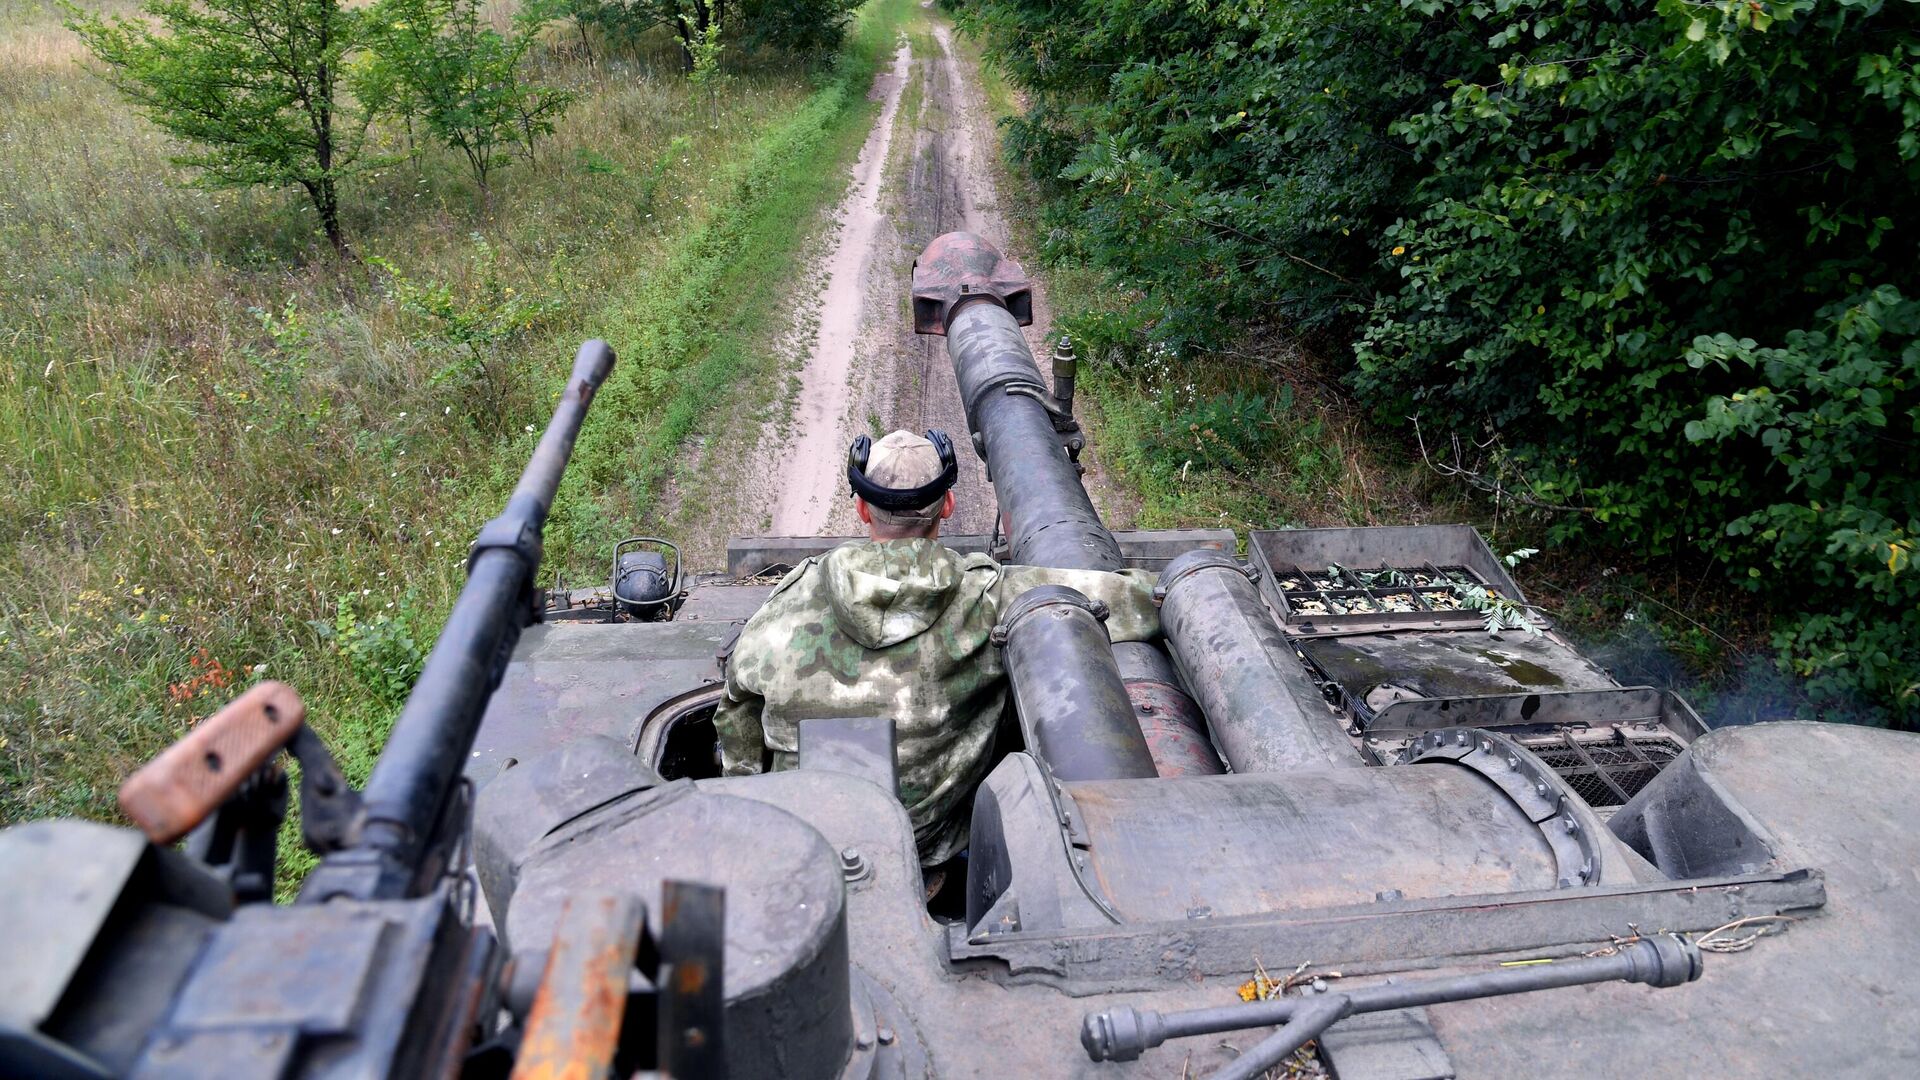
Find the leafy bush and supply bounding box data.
[365,0,578,194]
[969,0,1919,722]
[1142,387,1289,475]
[65,0,381,251]
[1684,288,1919,713]
[322,592,428,707]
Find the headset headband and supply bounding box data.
[848,429,959,512]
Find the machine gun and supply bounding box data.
[0,341,723,1079]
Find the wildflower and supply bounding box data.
[1391,245,1406,256]
[331,528,343,535]
[398,411,407,419]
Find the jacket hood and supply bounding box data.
[822,539,969,648]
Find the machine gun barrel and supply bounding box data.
[338,340,615,900]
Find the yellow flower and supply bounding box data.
[1536,305,1546,315]
[1391,245,1406,256]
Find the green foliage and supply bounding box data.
[1684,287,1920,713]
[368,238,564,424]
[64,0,378,250]
[1142,386,1287,475]
[734,0,863,59]
[684,7,730,120]
[321,591,428,706]
[970,0,1920,722]
[2,0,890,829]
[366,0,578,193]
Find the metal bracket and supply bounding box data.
[1400,727,1604,888]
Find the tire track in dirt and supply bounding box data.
[663,9,1122,560]
[765,39,916,535]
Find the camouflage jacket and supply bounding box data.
[714,539,1159,865]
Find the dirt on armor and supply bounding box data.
[662,12,1131,566]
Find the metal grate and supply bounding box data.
[1524,733,1683,807]
[1273,563,1495,617]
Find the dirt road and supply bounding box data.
[665,9,1114,561]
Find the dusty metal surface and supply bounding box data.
[947,865,1824,989]
[1400,728,1615,889]
[1157,550,1359,772]
[1000,586,1158,782]
[467,620,737,784]
[1298,630,1616,718]
[1431,723,1920,1077]
[1112,641,1223,777]
[724,529,1234,578]
[1068,767,1564,921]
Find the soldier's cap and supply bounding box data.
[850,429,957,517]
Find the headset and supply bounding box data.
[847,429,959,512]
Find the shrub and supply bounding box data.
[322,592,428,707]
[970,0,1920,722]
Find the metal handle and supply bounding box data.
[118,681,306,844]
[611,536,683,608]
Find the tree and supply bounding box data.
[619,0,857,71]
[683,9,728,124]
[366,0,578,197]
[66,0,377,253]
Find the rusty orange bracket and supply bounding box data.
[511,892,646,1080]
[117,680,306,844]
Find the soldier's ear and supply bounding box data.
[939,490,955,520]
[855,498,874,525]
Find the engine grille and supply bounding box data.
[1524,733,1683,807]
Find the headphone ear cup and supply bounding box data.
[925,428,956,472]
[848,434,873,496]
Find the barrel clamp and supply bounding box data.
[1399,727,1605,888]
[991,586,1109,647]
[1152,549,1259,607]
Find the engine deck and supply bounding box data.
[463,522,1918,1077]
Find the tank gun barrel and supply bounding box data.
[912,232,1121,570]
[312,340,616,901]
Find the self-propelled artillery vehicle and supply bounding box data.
[4,233,1916,1079]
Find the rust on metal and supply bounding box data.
[910,230,1034,335]
[117,680,306,844]
[510,892,644,1080]
[1126,679,1226,777]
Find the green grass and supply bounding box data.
[0,0,915,826]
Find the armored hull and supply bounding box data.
[459,236,1920,1076]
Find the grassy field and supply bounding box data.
[0,0,914,826]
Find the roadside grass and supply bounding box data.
[546,0,916,565]
[0,0,912,826]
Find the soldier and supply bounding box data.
[714,429,1159,876]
